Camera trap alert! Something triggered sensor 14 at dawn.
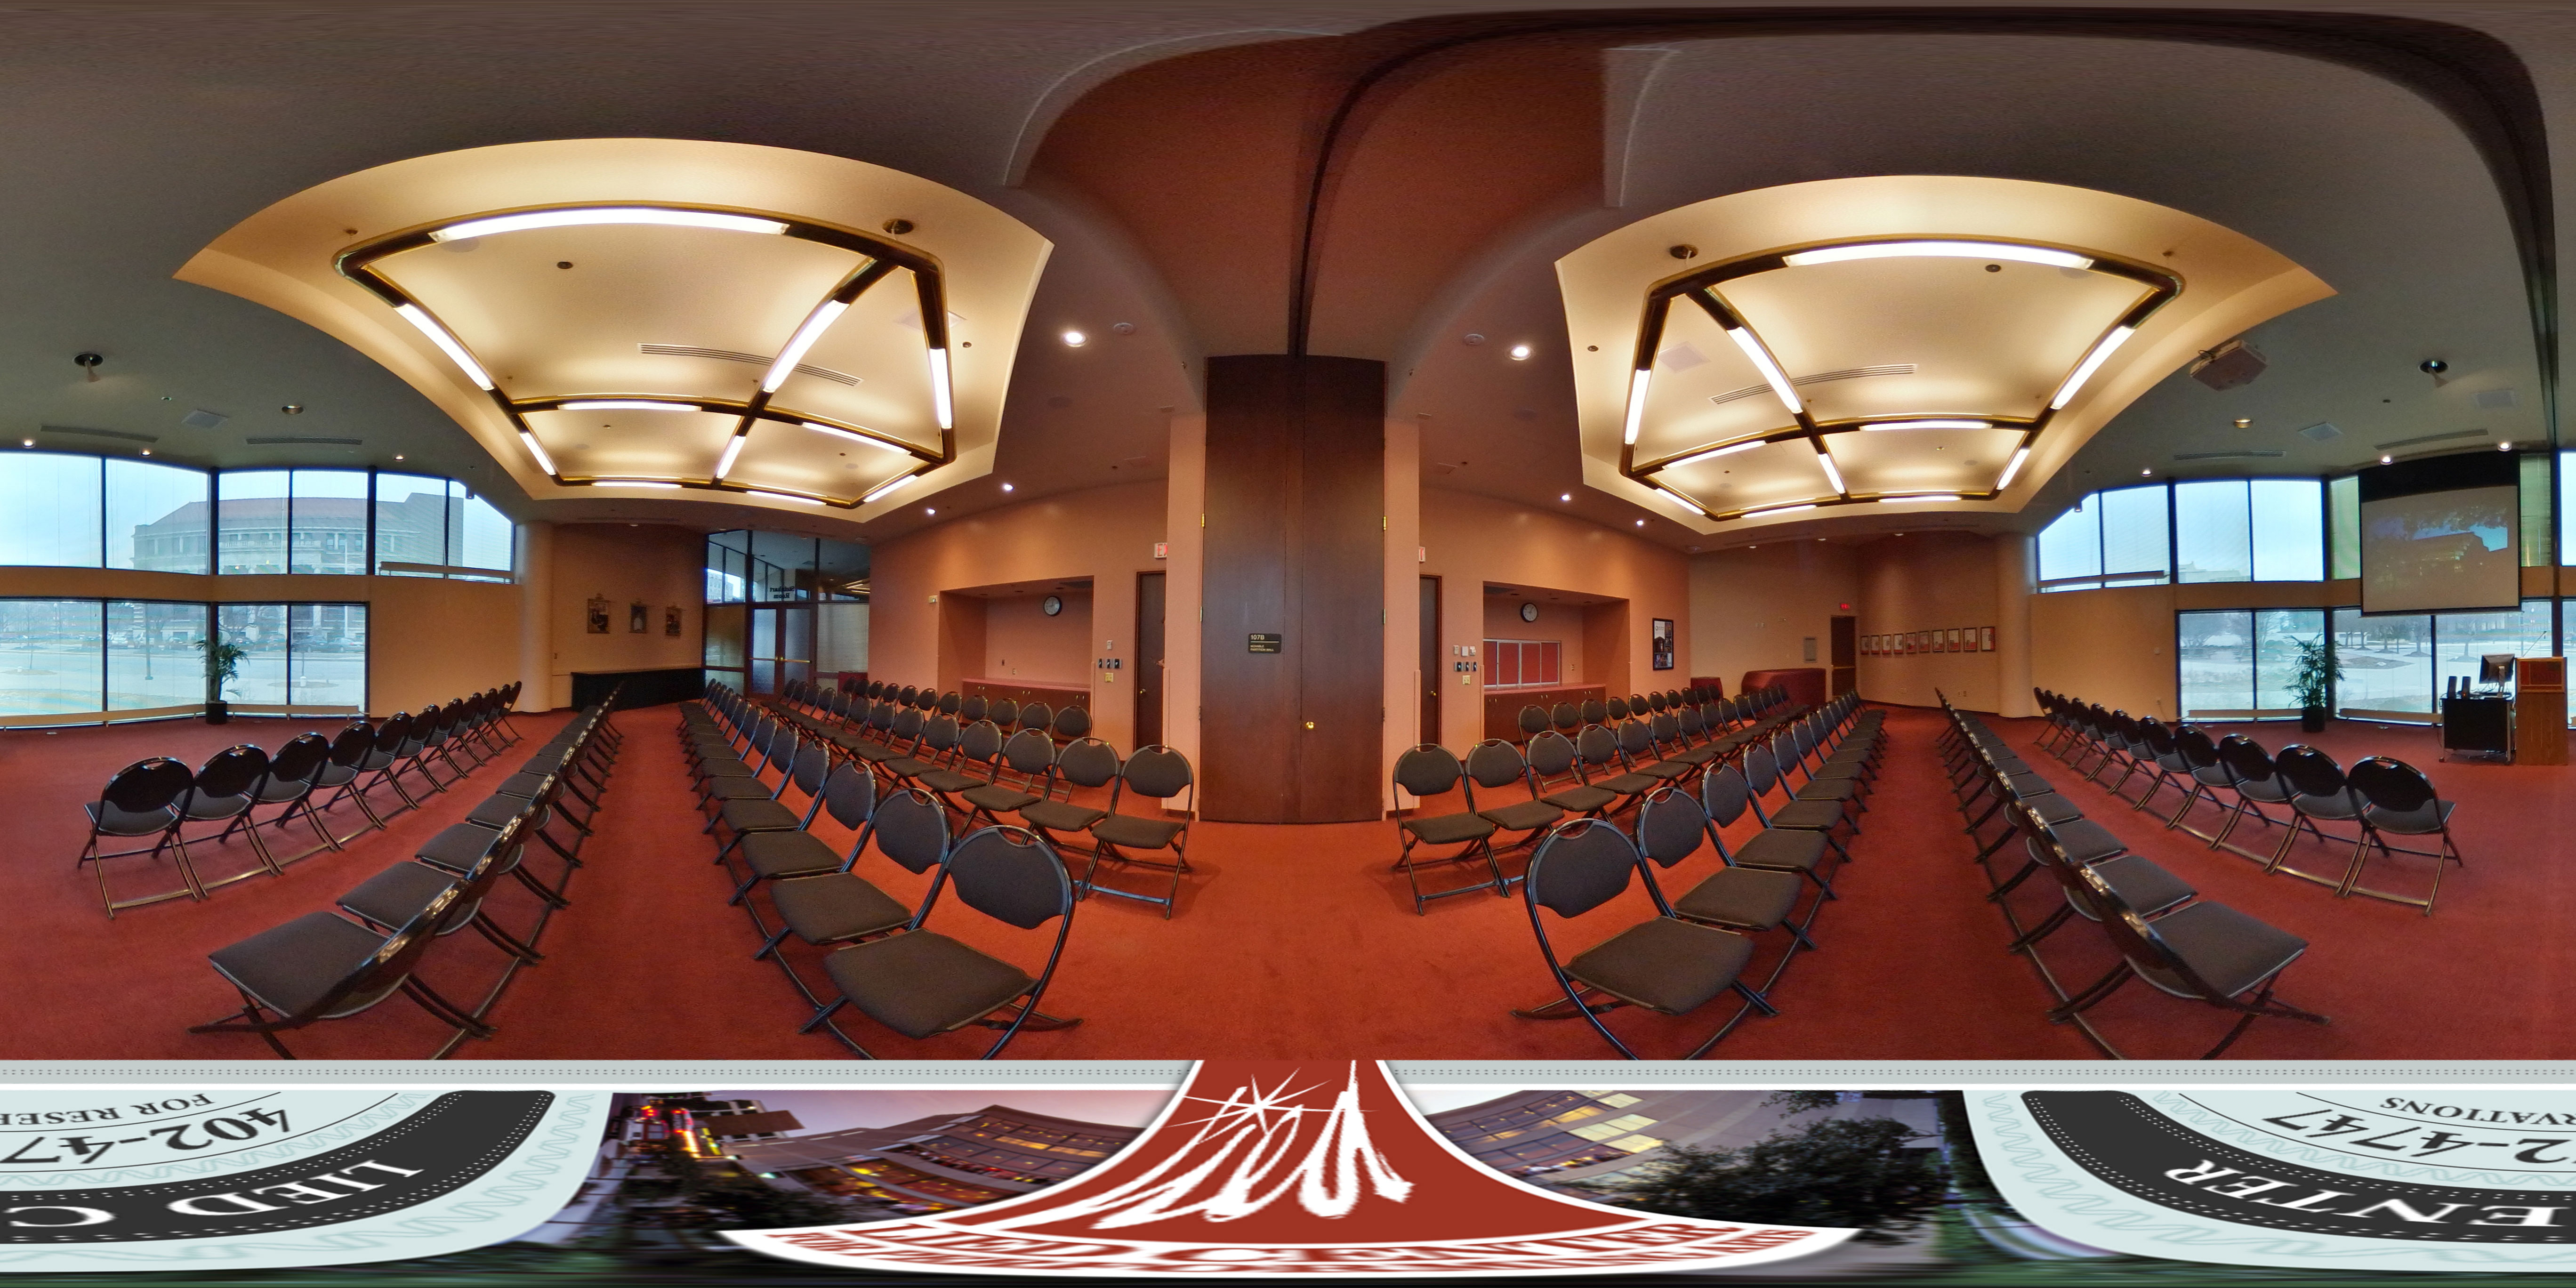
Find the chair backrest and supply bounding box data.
[1634,786,1709,868]
[2140,719,2177,757]
[1650,713,1682,748]
[1647,691,1670,713]
[1700,764,1753,826]
[817,760,878,831]
[898,685,920,707]
[1465,739,1531,791]
[959,693,989,722]
[919,714,963,755]
[2063,859,2238,1001]
[269,732,331,784]
[1525,818,1652,919]
[935,826,1076,931]
[1527,729,1578,778]
[329,722,376,768]
[2217,733,2273,786]
[2273,744,2348,799]
[1393,744,1466,799]
[1604,696,1630,722]
[372,712,414,752]
[958,718,1006,764]
[1616,719,1655,760]
[937,691,961,716]
[787,741,831,797]
[1054,704,1093,740]
[1000,727,1057,775]
[869,701,897,733]
[1121,746,1194,803]
[195,744,270,798]
[2175,726,2221,770]
[990,698,1020,728]
[1518,705,1549,738]
[870,788,951,874]
[2347,756,2438,812]
[867,680,885,699]
[1053,738,1122,791]
[100,757,193,813]
[1021,701,1055,733]
[1742,744,1783,795]
[1580,698,1607,725]
[1574,724,1619,769]
[1767,731,1800,773]
[1677,707,1705,740]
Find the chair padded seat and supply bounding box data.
[824,930,1033,1038]
[695,759,757,781]
[2134,901,2307,999]
[845,741,901,763]
[773,872,913,944]
[1673,867,1802,930]
[340,861,470,933]
[1542,785,1618,814]
[2025,793,2082,826]
[1765,799,1846,831]
[1565,917,1755,1015]
[465,795,527,829]
[496,771,551,798]
[962,784,1043,814]
[2047,819,2126,866]
[1021,800,1109,834]
[1594,772,1660,795]
[1808,760,1866,781]
[1733,828,1828,873]
[703,777,779,802]
[183,794,253,822]
[912,769,982,795]
[721,797,805,834]
[87,801,177,836]
[207,911,394,1019]
[1791,778,1859,802]
[1478,800,1563,833]
[1401,811,1496,846]
[2291,794,2364,822]
[415,823,502,876]
[1093,813,1188,850]
[2362,800,2456,835]
[2074,854,2195,920]
[1639,760,1696,782]
[743,830,844,879]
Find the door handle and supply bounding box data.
[1304,721,1315,730]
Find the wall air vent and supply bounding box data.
[39,424,156,442]
[1709,364,1916,406]
[639,343,860,386]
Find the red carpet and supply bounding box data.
[0,703,2553,1060]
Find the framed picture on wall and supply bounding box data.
[1906,632,1920,654]
[1944,628,1959,651]
[1650,618,1675,671]
[665,605,684,637]
[1959,626,1975,651]
[585,595,610,635]
[1981,625,1996,652]
[628,601,648,634]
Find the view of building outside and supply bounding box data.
[0,597,364,717]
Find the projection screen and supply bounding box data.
[2358,452,2521,615]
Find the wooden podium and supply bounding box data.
[2517,656,2568,765]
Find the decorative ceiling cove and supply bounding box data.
[1557,176,2333,535]
[178,139,1051,518]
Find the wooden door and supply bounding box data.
[1135,571,1166,749]
[1418,576,1441,747]
[1829,614,1857,697]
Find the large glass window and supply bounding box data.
[216,602,288,705]
[706,532,750,604]
[288,470,370,575]
[2329,474,2361,580]
[372,473,449,573]
[288,603,367,711]
[0,599,105,716]
[109,459,210,573]
[0,453,103,568]
[2036,503,2101,588]
[455,489,513,577]
[2251,479,2326,581]
[105,601,207,711]
[2333,608,2434,716]
[2099,485,2170,583]
[215,470,291,575]
[2522,453,2552,566]
[2435,601,2552,698]
[2177,608,2327,716]
[2174,480,2252,583]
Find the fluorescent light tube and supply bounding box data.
[1877,493,1960,503]
[599,479,681,489]
[1815,449,1845,494]
[804,422,912,453]
[1724,328,1802,414]
[1662,489,1706,516]
[1783,240,2091,270]
[2049,326,2136,409]
[1996,446,2032,490]
[1863,419,1991,432]
[1667,440,1766,469]
[516,432,556,475]
[1745,503,1818,516]
[432,208,788,241]
[927,347,954,430]
[862,474,917,504]
[394,304,493,390]
[762,299,850,393]
[560,400,701,412]
[748,489,824,505]
[1621,369,1652,444]
[713,435,746,479]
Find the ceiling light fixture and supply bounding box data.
[2501,441,2515,451]
[431,207,788,241]
[761,299,849,392]
[1559,492,1571,502]
[560,400,703,412]
[517,431,557,475]
[1509,344,1532,361]
[749,489,824,505]
[1621,369,1652,444]
[1877,493,1961,503]
[1814,449,1846,494]
[1635,519,1645,526]
[926,347,954,429]
[1783,240,2092,270]
[1724,328,1802,414]
[1662,489,1705,516]
[1000,482,1014,492]
[2381,455,2394,464]
[1862,419,1990,432]
[1062,330,1087,347]
[862,475,916,504]
[802,422,911,453]
[2049,326,2136,410]
[1996,446,2031,490]
[1744,503,1818,516]
[713,435,747,479]
[602,479,682,489]
[394,304,493,389]
[1667,440,1766,468]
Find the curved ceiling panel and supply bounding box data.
[177,138,1051,520]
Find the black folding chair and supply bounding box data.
[1082,745,1195,917]
[78,757,195,915]
[2343,756,2465,914]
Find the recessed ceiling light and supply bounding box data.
[139,449,150,456]
[1635,519,1645,526]
[394,454,405,461]
[1560,492,1571,502]
[1508,344,1531,361]
[1783,240,2092,270]
[2500,441,2514,451]
[1062,330,1086,347]
[2381,455,2394,464]
[1668,441,1765,468]
[2140,468,2153,476]
[431,207,788,241]
[925,507,936,515]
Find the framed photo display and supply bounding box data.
[1981,625,1996,651]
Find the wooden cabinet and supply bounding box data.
[2517,657,2567,765]
[1482,685,1607,742]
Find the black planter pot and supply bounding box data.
[2301,704,2326,733]
[205,700,230,725]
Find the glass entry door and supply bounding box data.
[747,604,816,695]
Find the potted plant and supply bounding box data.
[196,635,247,724]
[2289,635,2342,733]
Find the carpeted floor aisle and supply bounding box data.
[4,701,2560,1060]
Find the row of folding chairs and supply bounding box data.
[681,684,1080,1058]
[76,683,527,916]
[730,684,1201,915]
[1940,694,2327,1059]
[778,678,1095,747]
[1501,698,1884,1059]
[1389,692,1870,913]
[1509,685,1791,742]
[2034,689,2466,914]
[186,695,617,1058]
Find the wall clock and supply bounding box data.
[1520,602,1539,622]
[1042,595,1063,616]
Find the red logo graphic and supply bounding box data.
[726,1061,1851,1277]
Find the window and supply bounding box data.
[2332,608,2433,716]
[2250,479,2326,582]
[2434,601,2552,699]
[0,454,103,568]
[0,599,104,717]
[2036,500,2101,587]
[2174,481,2252,583]
[2038,484,2171,591]
[456,489,514,577]
[373,473,449,573]
[2176,608,2326,716]
[1484,639,1561,688]
[289,470,370,575]
[215,469,291,574]
[2330,474,2360,579]
[2522,453,2552,566]
[106,601,207,711]
[109,459,210,573]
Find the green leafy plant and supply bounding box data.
[2289,635,2342,710]
[194,635,248,703]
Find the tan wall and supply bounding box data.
[544,523,705,708]
[1857,532,2004,711]
[869,478,1167,752]
[980,590,1093,685]
[2030,583,2180,719]
[1686,541,1861,693]
[1419,487,1690,753]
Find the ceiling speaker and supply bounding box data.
[2189,338,2266,390]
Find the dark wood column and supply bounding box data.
[1200,355,1385,822]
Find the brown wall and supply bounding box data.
[1686,541,1860,693]
[980,590,1094,685]
[545,523,705,707]
[1857,532,2004,711]
[1420,487,1690,753]
[868,478,1166,753]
